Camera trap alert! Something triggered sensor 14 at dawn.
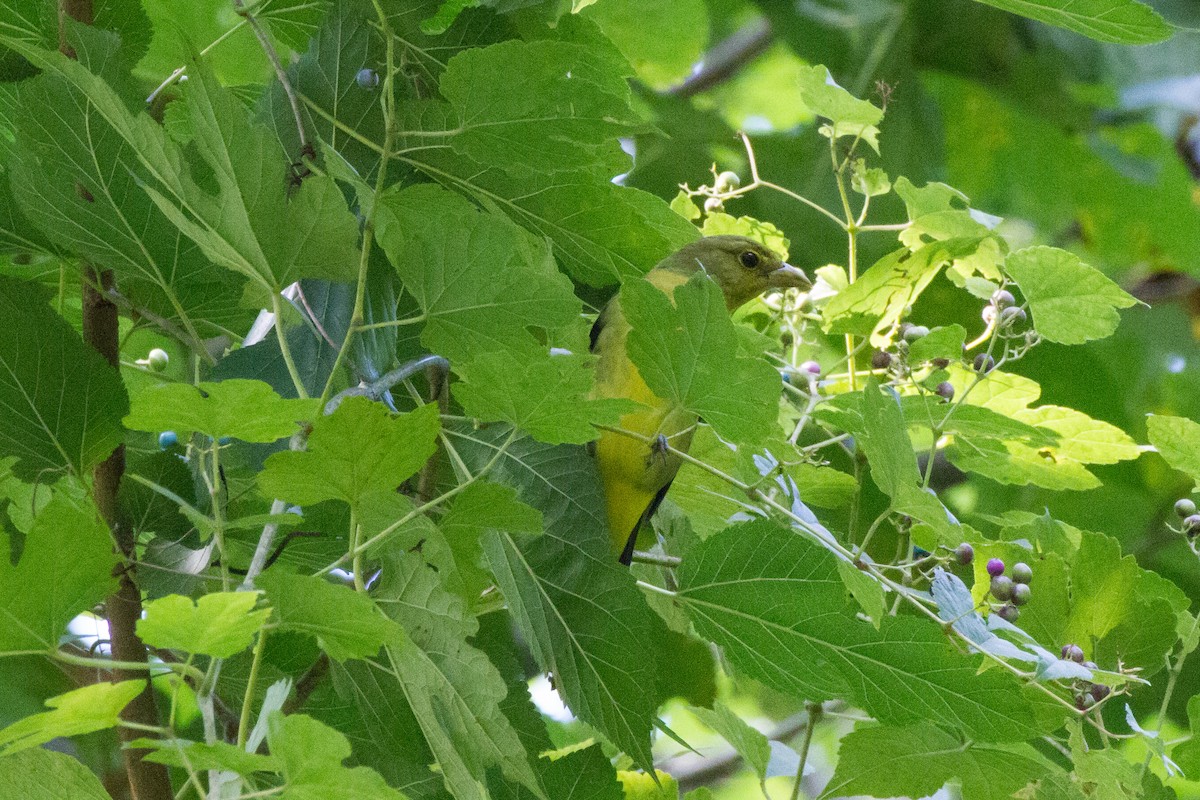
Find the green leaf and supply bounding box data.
[818,722,1057,799]
[691,703,772,783]
[699,213,790,261]
[677,519,1040,741]
[454,352,637,444]
[1013,406,1139,464]
[822,240,983,343]
[1173,694,1200,776]
[451,427,658,772]
[124,379,319,442]
[267,713,410,800]
[0,680,144,754]
[374,184,583,363]
[7,32,248,340]
[857,381,960,539]
[0,491,118,652]
[137,592,270,658]
[906,325,966,364]
[796,64,883,151]
[1147,415,1200,482]
[258,398,440,507]
[489,744,623,800]
[259,571,401,662]
[439,481,543,603]
[0,746,113,799]
[1062,531,1188,671]
[437,39,642,176]
[837,558,886,628]
[623,273,780,445]
[142,59,360,292]
[374,552,543,799]
[0,277,127,479]
[133,737,277,775]
[970,0,1170,44]
[1004,247,1137,345]
[581,0,707,88]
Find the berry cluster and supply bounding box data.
[870,324,954,402]
[1174,498,1200,539]
[986,558,1031,622]
[1060,644,1111,710]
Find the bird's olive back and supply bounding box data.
[658,235,788,310]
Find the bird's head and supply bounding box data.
[662,235,811,310]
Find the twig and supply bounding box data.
[663,18,774,98]
[232,0,309,154]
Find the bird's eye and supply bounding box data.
[739,251,760,269]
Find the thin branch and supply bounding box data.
[232,0,309,153]
[663,18,774,98]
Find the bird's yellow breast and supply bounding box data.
[591,270,697,554]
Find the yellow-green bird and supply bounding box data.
[590,235,811,563]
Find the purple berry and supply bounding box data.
[1061,644,1084,663]
[1010,583,1031,606]
[1175,498,1197,518]
[1011,562,1032,584]
[799,360,821,377]
[954,543,974,566]
[934,381,955,402]
[973,353,996,373]
[871,350,892,369]
[1075,693,1095,711]
[1185,514,1200,538]
[990,575,1014,601]
[1090,684,1110,702]
[991,289,1015,309]
[932,357,951,369]
[986,558,1005,577]
[999,306,1027,327]
[356,68,380,88]
[996,604,1019,623]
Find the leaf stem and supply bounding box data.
[788,702,821,800]
[236,629,268,748]
[270,289,309,398]
[319,0,398,405]
[53,649,205,682]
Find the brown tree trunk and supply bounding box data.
[61,4,174,796]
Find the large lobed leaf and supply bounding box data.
[677,519,1046,741]
[0,278,128,480]
[451,426,660,772]
[0,491,118,653]
[622,274,780,446]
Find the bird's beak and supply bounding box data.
[766,263,811,290]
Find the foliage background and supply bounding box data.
[2,0,1200,798]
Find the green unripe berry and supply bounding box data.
[996,604,1019,623]
[990,575,1014,601]
[954,543,974,566]
[1175,498,1196,518]
[1011,562,1032,584]
[703,196,723,213]
[903,325,930,342]
[714,170,741,191]
[146,348,169,372]
[1011,583,1031,606]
